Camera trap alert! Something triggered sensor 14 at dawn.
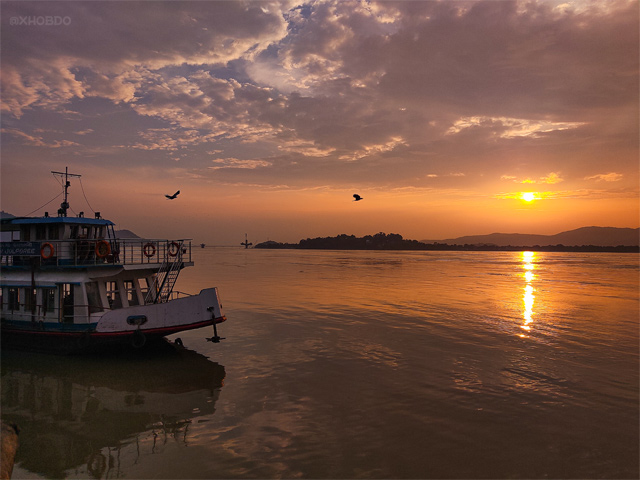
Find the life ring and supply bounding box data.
[167,241,180,257]
[95,240,111,258]
[143,242,156,257]
[131,329,146,348]
[40,243,55,259]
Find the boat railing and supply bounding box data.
[117,239,192,267]
[165,290,194,301]
[0,239,193,268]
[2,289,199,323]
[2,301,98,324]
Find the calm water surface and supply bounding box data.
[2,250,638,479]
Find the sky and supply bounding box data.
[1,0,638,245]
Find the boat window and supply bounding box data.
[48,225,59,240]
[124,280,139,306]
[21,227,30,241]
[7,288,19,311]
[86,282,103,313]
[137,278,150,301]
[42,288,56,314]
[62,284,74,323]
[25,288,36,313]
[35,225,46,240]
[70,226,79,239]
[106,281,122,309]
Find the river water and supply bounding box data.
[2,249,638,479]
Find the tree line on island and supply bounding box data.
[255,232,639,253]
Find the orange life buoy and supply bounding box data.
[95,240,111,258]
[168,241,180,257]
[40,242,55,260]
[143,242,156,258]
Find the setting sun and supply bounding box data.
[521,192,536,202]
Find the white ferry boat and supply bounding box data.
[0,170,226,353]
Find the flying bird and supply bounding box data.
[353,194,363,201]
[165,190,180,200]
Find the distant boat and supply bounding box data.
[0,168,226,353]
[200,243,206,248]
[241,233,252,249]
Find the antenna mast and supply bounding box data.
[241,233,252,249]
[51,167,81,217]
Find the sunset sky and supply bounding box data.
[1,0,638,245]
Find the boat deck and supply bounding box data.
[1,239,193,269]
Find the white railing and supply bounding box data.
[117,239,192,266]
[0,239,192,267]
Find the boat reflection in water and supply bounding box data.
[1,341,225,479]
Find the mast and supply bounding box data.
[241,234,252,249]
[51,167,81,217]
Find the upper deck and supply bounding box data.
[0,238,194,269]
[0,215,193,269]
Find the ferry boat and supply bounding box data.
[0,169,226,353]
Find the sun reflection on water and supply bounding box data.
[521,251,535,336]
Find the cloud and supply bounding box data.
[540,172,564,184]
[1,1,288,117]
[1,127,79,148]
[501,172,564,184]
[126,127,219,152]
[446,117,585,138]
[1,61,86,117]
[0,0,637,195]
[209,158,272,170]
[585,172,624,182]
[338,136,406,162]
[277,139,335,157]
[79,70,139,103]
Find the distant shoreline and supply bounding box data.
[255,243,639,253]
[254,232,639,253]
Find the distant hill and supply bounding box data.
[423,227,639,247]
[114,229,140,239]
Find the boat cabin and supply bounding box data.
[1,214,192,327]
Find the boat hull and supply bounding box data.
[1,317,226,354]
[0,288,226,354]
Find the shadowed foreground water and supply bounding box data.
[2,250,638,479]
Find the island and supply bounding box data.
[254,232,639,253]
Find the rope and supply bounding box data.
[23,192,64,217]
[21,173,97,217]
[78,177,96,214]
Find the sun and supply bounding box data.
[520,192,536,202]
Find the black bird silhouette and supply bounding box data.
[353,194,363,201]
[165,190,180,200]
